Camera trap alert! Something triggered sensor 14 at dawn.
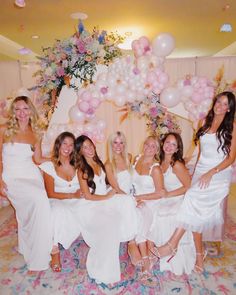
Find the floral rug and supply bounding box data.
[1,207,236,295]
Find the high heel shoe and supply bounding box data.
[193,250,207,274]
[139,256,152,281]
[149,242,177,263]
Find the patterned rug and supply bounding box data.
[0,207,236,295]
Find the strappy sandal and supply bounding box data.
[149,242,177,263]
[193,250,207,274]
[50,262,62,273]
[139,256,152,281]
[128,248,143,267]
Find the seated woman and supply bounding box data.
[0,96,52,274]
[40,132,82,272]
[128,136,164,277]
[148,132,195,275]
[75,135,138,284]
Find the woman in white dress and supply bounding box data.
[40,132,82,272]
[0,96,52,273]
[75,135,137,284]
[153,91,236,273]
[128,136,164,277]
[148,132,195,275]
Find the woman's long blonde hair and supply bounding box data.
[4,96,42,140]
[107,131,131,174]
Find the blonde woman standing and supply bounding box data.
[0,96,52,273]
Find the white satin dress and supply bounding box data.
[147,166,195,275]
[78,170,138,284]
[2,143,52,271]
[176,133,232,232]
[39,161,82,249]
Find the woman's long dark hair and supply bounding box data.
[160,132,184,166]
[195,91,235,155]
[52,131,76,166]
[75,135,106,194]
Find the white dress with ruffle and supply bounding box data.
[2,143,52,271]
[78,170,138,284]
[39,161,82,249]
[176,133,232,232]
[147,165,195,275]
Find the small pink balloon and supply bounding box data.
[80,90,92,101]
[191,93,203,104]
[78,101,90,113]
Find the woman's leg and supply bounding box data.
[151,228,186,258]
[138,241,151,273]
[127,240,142,266]
[193,232,205,273]
[50,245,61,272]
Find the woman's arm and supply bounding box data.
[78,170,116,201]
[43,172,81,199]
[33,139,50,164]
[0,125,7,197]
[135,166,165,201]
[164,161,191,197]
[199,121,236,189]
[104,162,125,194]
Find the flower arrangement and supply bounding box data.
[119,93,181,139]
[33,21,124,124]
[214,65,236,95]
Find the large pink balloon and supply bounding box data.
[78,101,90,113]
[152,33,175,57]
[160,87,181,108]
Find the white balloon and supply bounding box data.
[69,105,85,123]
[160,87,181,108]
[181,85,193,98]
[152,33,175,57]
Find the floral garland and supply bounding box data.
[119,93,181,139]
[33,21,124,124]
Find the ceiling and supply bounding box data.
[0,0,236,61]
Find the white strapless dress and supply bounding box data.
[78,170,137,284]
[147,166,195,275]
[2,143,52,271]
[176,133,232,232]
[40,161,82,249]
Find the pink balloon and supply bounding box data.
[139,36,150,47]
[191,93,203,104]
[78,101,90,113]
[158,72,169,84]
[80,90,92,101]
[89,98,100,108]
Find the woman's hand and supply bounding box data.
[0,179,7,197]
[159,189,168,198]
[136,199,145,208]
[198,170,215,189]
[106,189,117,198]
[73,189,84,199]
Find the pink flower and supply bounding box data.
[76,40,86,54]
[149,107,158,118]
[56,67,65,77]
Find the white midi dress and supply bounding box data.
[2,143,52,271]
[147,166,195,275]
[78,170,138,284]
[132,157,159,244]
[39,161,82,249]
[176,133,232,233]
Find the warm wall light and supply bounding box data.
[14,0,26,7]
[18,47,32,55]
[220,23,232,32]
[114,27,145,50]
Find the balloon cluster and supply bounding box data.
[42,119,106,156]
[178,76,215,121]
[68,33,175,122]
